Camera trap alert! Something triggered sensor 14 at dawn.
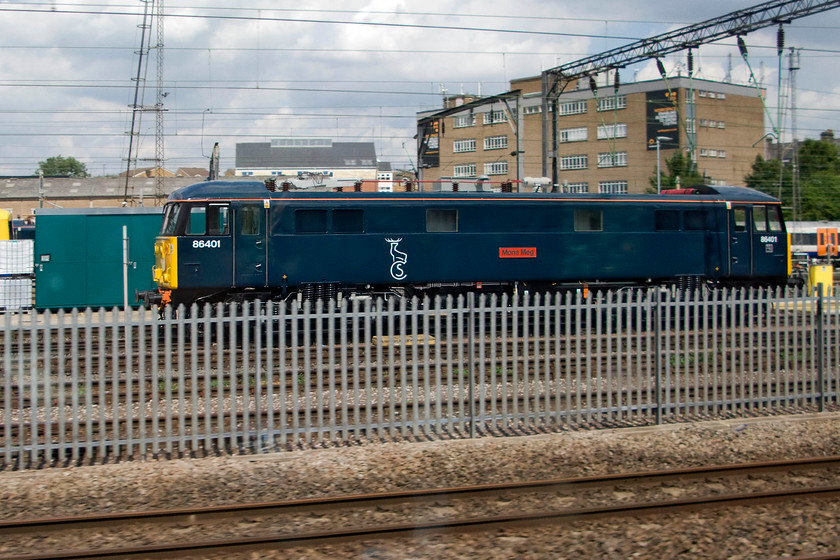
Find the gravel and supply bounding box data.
[3,412,840,558]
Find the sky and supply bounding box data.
[1,0,840,177]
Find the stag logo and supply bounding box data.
[386,238,407,280]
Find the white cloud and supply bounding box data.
[0,0,838,175]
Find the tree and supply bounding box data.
[744,154,793,207]
[648,151,704,192]
[798,138,840,179]
[37,155,89,178]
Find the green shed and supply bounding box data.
[34,207,162,309]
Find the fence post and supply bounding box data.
[817,283,825,413]
[468,291,476,438]
[655,289,663,425]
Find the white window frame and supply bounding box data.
[523,105,542,115]
[563,182,589,193]
[596,123,627,139]
[484,110,507,125]
[596,95,627,112]
[453,139,476,153]
[453,164,476,178]
[484,135,508,150]
[484,161,508,175]
[598,180,628,194]
[560,154,588,170]
[558,100,587,116]
[560,127,588,143]
[597,151,628,168]
[453,115,476,128]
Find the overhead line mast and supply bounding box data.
[540,0,840,185]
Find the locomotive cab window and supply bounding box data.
[753,205,768,232]
[426,209,458,232]
[752,205,784,233]
[208,204,230,235]
[574,209,602,232]
[187,204,230,236]
[187,206,207,235]
[161,203,181,235]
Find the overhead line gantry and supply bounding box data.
[540,0,840,185]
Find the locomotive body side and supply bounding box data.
[138,181,789,308]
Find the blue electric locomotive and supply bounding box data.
[137,180,789,308]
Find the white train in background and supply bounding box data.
[788,221,840,261]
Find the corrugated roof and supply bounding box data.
[236,141,378,169]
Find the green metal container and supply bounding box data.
[34,207,162,309]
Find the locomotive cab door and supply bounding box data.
[729,205,752,278]
[233,202,268,288]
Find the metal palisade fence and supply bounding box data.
[2,286,839,470]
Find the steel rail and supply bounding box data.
[3,456,840,558]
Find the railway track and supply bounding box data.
[3,456,840,559]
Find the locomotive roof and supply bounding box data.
[167,181,780,204]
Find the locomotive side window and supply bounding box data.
[654,210,680,231]
[208,204,230,235]
[239,205,260,235]
[295,209,327,233]
[684,210,710,231]
[187,206,207,235]
[333,209,364,233]
[574,209,602,232]
[427,209,458,232]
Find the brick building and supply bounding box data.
[417,75,766,194]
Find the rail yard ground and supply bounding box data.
[2,412,840,558]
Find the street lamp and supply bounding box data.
[655,136,672,194]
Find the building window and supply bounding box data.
[598,180,628,194]
[454,115,476,128]
[560,154,588,170]
[453,164,476,177]
[453,139,476,153]
[484,110,507,125]
[484,161,508,175]
[686,119,696,133]
[717,92,726,99]
[560,127,588,143]
[718,150,726,158]
[563,182,588,193]
[484,135,508,150]
[700,148,708,157]
[523,105,542,115]
[718,121,725,129]
[559,100,587,116]
[597,96,627,111]
[596,123,627,139]
[597,152,627,168]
